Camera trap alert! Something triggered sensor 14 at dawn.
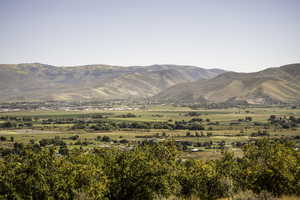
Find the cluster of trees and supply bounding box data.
[41,118,80,125]
[68,135,80,140]
[0,121,17,128]
[174,120,205,130]
[188,100,249,109]
[0,113,110,127]
[0,116,33,122]
[1,113,217,132]
[185,131,212,137]
[184,112,202,117]
[39,137,66,147]
[0,139,299,199]
[75,119,207,131]
[0,121,33,128]
[77,120,173,131]
[95,136,129,144]
[269,115,300,129]
[115,113,137,118]
[238,116,252,122]
[251,130,270,137]
[96,136,112,143]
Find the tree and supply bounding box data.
[245,116,252,121]
[58,145,69,156]
[1,121,16,128]
[177,159,230,200]
[97,143,180,200]
[0,148,108,200]
[238,139,300,196]
[102,136,112,142]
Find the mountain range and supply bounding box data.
[0,63,299,104]
[155,63,300,104]
[0,63,224,102]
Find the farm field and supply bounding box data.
[1,105,300,159]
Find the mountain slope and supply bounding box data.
[0,63,225,102]
[155,64,300,104]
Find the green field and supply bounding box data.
[1,105,300,160]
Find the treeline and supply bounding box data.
[269,115,300,129]
[1,114,300,132]
[0,139,300,200]
[0,121,33,128]
[72,119,206,131]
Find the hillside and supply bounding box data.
[155,64,300,104]
[0,63,225,102]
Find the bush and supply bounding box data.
[177,160,231,200]
[0,148,108,199]
[0,121,17,128]
[0,139,299,199]
[39,137,66,147]
[68,135,79,140]
[95,143,180,200]
[238,139,300,196]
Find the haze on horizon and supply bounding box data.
[0,0,299,72]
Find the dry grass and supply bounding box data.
[279,196,300,200]
[218,196,300,200]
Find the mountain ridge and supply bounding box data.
[155,63,300,104]
[0,63,226,102]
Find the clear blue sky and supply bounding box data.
[0,0,299,72]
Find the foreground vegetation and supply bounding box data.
[0,139,300,199]
[0,105,300,199]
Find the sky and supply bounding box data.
[0,0,299,72]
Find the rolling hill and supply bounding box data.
[0,63,225,102]
[155,64,300,104]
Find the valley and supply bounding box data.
[2,0,299,198]
[1,63,300,199]
[1,104,300,160]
